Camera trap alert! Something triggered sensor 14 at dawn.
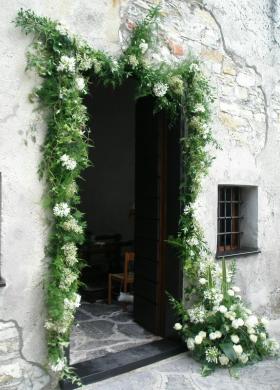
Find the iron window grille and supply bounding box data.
[217,186,242,254]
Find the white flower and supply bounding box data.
[215,331,222,339]
[266,338,280,355]
[250,334,258,343]
[111,59,119,72]
[238,353,248,364]
[233,344,243,355]
[198,331,207,339]
[57,55,76,73]
[209,332,217,340]
[62,242,78,266]
[227,289,235,296]
[184,205,191,214]
[60,154,77,170]
[261,317,269,327]
[232,318,244,329]
[50,358,66,372]
[218,305,228,314]
[92,58,102,73]
[225,311,236,320]
[245,315,258,328]
[62,217,83,234]
[260,332,267,340]
[188,305,206,324]
[247,327,255,335]
[64,293,81,310]
[128,54,139,68]
[194,335,203,345]
[189,63,200,72]
[53,202,70,218]
[199,278,207,285]
[232,286,241,292]
[193,103,205,113]
[139,39,148,54]
[186,338,195,350]
[205,346,219,364]
[75,76,85,91]
[231,335,240,344]
[59,269,78,290]
[219,354,229,366]
[153,82,168,97]
[174,323,182,331]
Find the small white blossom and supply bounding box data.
[59,269,78,290]
[260,332,267,340]
[184,205,191,214]
[261,317,269,327]
[225,311,236,320]
[53,202,70,218]
[139,39,148,54]
[219,354,229,366]
[128,54,139,68]
[215,330,222,339]
[199,278,207,285]
[205,346,219,364]
[111,59,119,72]
[62,217,83,234]
[209,332,217,340]
[247,327,255,335]
[193,103,205,113]
[232,318,244,329]
[75,76,85,91]
[232,286,241,292]
[233,344,243,355]
[92,58,102,73]
[64,293,81,310]
[50,358,66,372]
[227,289,235,296]
[153,82,168,98]
[189,63,200,73]
[186,337,195,350]
[57,55,76,73]
[198,331,207,339]
[174,323,182,331]
[194,334,203,345]
[188,305,206,324]
[245,315,258,328]
[60,154,77,170]
[238,353,249,364]
[218,305,228,314]
[62,242,78,266]
[250,334,258,343]
[231,334,240,344]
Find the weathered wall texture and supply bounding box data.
[0,0,279,387]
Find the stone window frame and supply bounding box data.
[216,185,261,259]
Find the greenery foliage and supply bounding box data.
[15,6,278,383]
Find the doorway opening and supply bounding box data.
[69,78,182,370]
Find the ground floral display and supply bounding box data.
[14,6,278,384]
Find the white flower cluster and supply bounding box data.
[173,323,182,331]
[75,76,85,92]
[59,268,78,290]
[60,154,77,170]
[62,216,83,234]
[50,357,66,372]
[62,242,78,266]
[45,320,68,334]
[53,202,70,218]
[209,330,222,340]
[64,293,81,310]
[128,54,139,68]
[188,305,206,324]
[153,82,168,97]
[111,59,119,72]
[189,63,201,73]
[193,103,205,113]
[92,58,102,73]
[57,55,76,73]
[139,39,148,54]
[205,346,219,364]
[203,288,223,306]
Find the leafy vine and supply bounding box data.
[15,6,278,383]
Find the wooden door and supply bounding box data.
[134,97,182,337]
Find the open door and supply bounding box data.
[134,97,182,337]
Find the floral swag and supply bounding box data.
[15,7,278,383]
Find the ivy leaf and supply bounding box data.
[220,343,237,362]
[201,364,214,376]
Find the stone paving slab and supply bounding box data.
[81,320,280,390]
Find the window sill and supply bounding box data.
[216,248,261,259]
[0,277,6,287]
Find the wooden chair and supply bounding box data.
[108,251,135,305]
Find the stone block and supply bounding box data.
[236,72,255,87]
[201,49,223,63]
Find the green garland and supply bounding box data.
[15,6,278,383]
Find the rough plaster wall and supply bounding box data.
[0,0,280,386]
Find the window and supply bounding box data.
[216,185,260,258]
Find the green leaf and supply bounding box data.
[201,364,215,376]
[220,343,237,362]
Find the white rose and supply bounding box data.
[237,318,244,327]
[218,305,228,314]
[250,334,258,343]
[232,286,241,292]
[247,327,255,335]
[261,317,269,327]
[75,77,85,91]
[232,318,244,329]
[233,344,243,355]
[199,331,207,339]
[239,353,248,364]
[219,354,229,366]
[209,332,217,340]
[245,315,258,328]
[174,323,182,331]
[186,338,195,350]
[194,335,203,344]
[227,289,235,296]
[199,278,207,285]
[231,335,240,344]
[215,331,222,339]
[260,332,267,340]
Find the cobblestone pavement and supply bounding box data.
[70,301,161,364]
[82,320,280,390]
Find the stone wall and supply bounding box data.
[0,0,279,387]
